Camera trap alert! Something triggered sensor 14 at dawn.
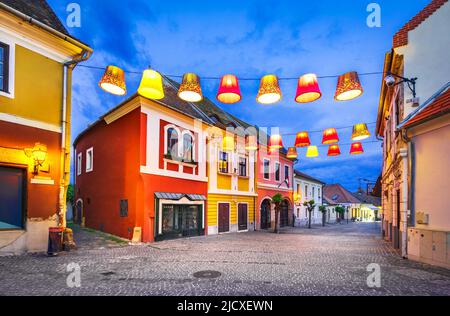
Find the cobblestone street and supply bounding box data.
[1,222,449,296]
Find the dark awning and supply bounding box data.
[155,192,206,201]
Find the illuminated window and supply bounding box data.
[219,151,229,173]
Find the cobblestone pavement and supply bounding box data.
[1,222,449,296]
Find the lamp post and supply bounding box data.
[384,71,418,98]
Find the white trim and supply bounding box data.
[0,113,61,133]
[30,178,54,185]
[140,166,208,182]
[256,183,294,192]
[238,155,248,177]
[208,189,258,197]
[0,36,14,99]
[263,158,270,180]
[217,202,231,234]
[77,152,82,176]
[158,198,205,236]
[181,130,196,162]
[85,147,93,173]
[164,124,182,159]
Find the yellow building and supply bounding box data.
[0,1,92,254]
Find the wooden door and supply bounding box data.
[218,203,230,233]
[238,204,248,231]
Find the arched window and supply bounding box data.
[183,133,194,162]
[167,128,178,158]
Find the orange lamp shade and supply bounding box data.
[286,147,298,159]
[245,135,258,151]
[350,142,364,155]
[295,131,311,148]
[178,73,203,102]
[322,128,340,145]
[257,75,282,104]
[217,74,242,104]
[295,74,322,103]
[98,65,126,96]
[138,69,165,100]
[327,145,341,157]
[306,146,319,158]
[352,123,371,141]
[334,71,363,101]
[269,134,284,150]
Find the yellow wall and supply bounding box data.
[0,45,63,125]
[217,173,232,190]
[207,194,255,227]
[238,177,249,192]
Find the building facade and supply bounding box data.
[0,0,92,254]
[293,170,324,226]
[256,144,294,230]
[376,0,449,260]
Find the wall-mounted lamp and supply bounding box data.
[25,143,47,174]
[384,71,418,98]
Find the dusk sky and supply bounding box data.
[48,0,430,191]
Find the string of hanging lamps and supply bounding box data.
[94,64,381,104]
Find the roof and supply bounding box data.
[294,170,325,185]
[400,83,450,129]
[393,0,448,48]
[0,0,69,35]
[323,184,361,204]
[352,191,382,207]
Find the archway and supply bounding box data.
[260,199,271,229]
[75,199,83,225]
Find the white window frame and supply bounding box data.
[164,124,182,159]
[86,147,94,173]
[0,36,15,99]
[263,159,270,180]
[181,130,195,162]
[77,152,82,176]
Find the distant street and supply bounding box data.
[1,222,449,296]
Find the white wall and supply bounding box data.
[397,2,450,116]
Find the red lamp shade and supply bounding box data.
[327,145,341,157]
[217,74,242,104]
[295,74,322,103]
[295,131,311,148]
[269,134,284,151]
[322,128,339,145]
[350,142,364,155]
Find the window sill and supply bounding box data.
[218,171,232,177]
[0,90,14,99]
[164,158,198,167]
[238,175,249,179]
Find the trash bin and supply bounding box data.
[47,227,64,256]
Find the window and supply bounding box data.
[274,162,280,181]
[219,151,229,173]
[183,133,194,162]
[305,185,308,198]
[0,42,9,93]
[166,128,179,158]
[263,159,270,180]
[318,188,321,200]
[312,187,315,200]
[77,153,82,176]
[86,148,93,173]
[284,166,290,183]
[238,157,247,177]
[120,199,128,217]
[296,184,300,196]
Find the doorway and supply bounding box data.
[260,199,271,229]
[218,203,230,233]
[238,203,248,231]
[280,200,289,227]
[161,204,203,240]
[0,166,25,230]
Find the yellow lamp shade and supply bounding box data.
[286,147,298,159]
[334,71,363,101]
[306,146,319,158]
[257,75,282,104]
[222,135,235,151]
[352,123,371,141]
[32,143,47,165]
[98,65,126,96]
[138,69,165,100]
[178,73,203,102]
[245,135,258,151]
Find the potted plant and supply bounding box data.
[319,205,327,227]
[272,193,283,234]
[303,200,316,229]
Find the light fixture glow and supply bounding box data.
[257,75,282,104]
[350,142,364,155]
[178,73,203,102]
[222,135,235,151]
[245,135,258,151]
[306,146,319,158]
[295,73,322,103]
[295,132,311,148]
[327,145,341,157]
[269,134,284,151]
[352,123,371,141]
[334,71,363,101]
[98,65,126,96]
[217,74,242,104]
[138,69,165,100]
[286,147,298,159]
[322,128,340,145]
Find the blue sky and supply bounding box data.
[48,0,430,191]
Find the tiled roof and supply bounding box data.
[294,170,325,185]
[393,0,448,48]
[352,192,381,207]
[0,0,69,35]
[401,83,450,129]
[323,184,361,204]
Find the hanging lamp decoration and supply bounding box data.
[286,147,298,159]
[350,142,364,155]
[178,73,203,102]
[222,134,235,151]
[138,69,165,100]
[352,123,371,141]
[306,146,319,158]
[327,144,341,157]
[98,65,127,96]
[217,74,242,104]
[245,135,258,151]
[268,134,284,151]
[294,131,311,148]
[322,128,340,145]
[334,71,364,101]
[256,74,282,104]
[295,73,322,103]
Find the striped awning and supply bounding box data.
[155,192,206,201]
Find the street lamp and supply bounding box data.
[384,71,418,98]
[31,143,47,174]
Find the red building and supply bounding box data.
[74,80,215,242]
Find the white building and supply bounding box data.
[293,170,325,226]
